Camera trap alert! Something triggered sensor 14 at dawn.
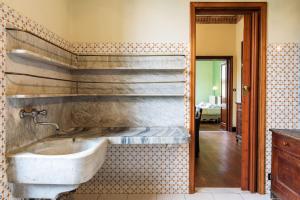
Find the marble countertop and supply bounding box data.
[53,127,190,144]
[270,129,300,140]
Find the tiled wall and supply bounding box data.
[0,5,9,199]
[76,144,189,194]
[265,43,300,191]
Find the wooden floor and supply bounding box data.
[200,123,223,131]
[196,126,241,187]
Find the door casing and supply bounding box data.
[189,2,267,194]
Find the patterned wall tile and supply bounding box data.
[75,144,189,194]
[71,42,187,56]
[265,43,300,192]
[0,2,10,200]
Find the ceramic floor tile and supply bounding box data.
[127,194,156,200]
[72,193,100,200]
[185,192,214,200]
[213,193,243,200]
[70,188,273,200]
[100,194,128,200]
[156,194,185,200]
[240,193,271,200]
[197,187,243,194]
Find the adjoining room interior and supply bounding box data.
[196,59,223,131]
[195,15,244,188]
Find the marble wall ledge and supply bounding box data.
[74,67,185,70]
[54,127,190,144]
[8,49,185,71]
[6,93,185,99]
[75,55,185,70]
[6,29,187,74]
[77,83,184,96]
[7,49,77,70]
[6,29,74,66]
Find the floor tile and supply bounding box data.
[213,193,243,200]
[156,194,185,200]
[197,187,242,193]
[73,193,100,200]
[69,188,273,200]
[185,192,214,200]
[100,194,128,200]
[127,194,156,200]
[241,193,271,200]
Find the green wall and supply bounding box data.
[195,60,223,104]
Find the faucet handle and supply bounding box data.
[19,109,47,119]
[38,110,47,116]
[19,109,27,118]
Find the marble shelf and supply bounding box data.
[6,93,185,99]
[74,67,185,70]
[7,49,77,70]
[7,49,185,71]
[53,127,190,144]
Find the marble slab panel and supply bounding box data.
[6,29,74,66]
[55,127,190,144]
[75,55,185,70]
[77,82,184,95]
[72,70,185,82]
[7,49,77,70]
[74,69,185,96]
[5,54,76,95]
[71,97,185,127]
[6,97,73,152]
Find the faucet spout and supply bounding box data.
[32,113,60,131]
[20,109,60,131]
[34,121,60,131]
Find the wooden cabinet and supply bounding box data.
[235,102,242,143]
[271,130,300,200]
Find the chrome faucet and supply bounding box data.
[19,109,60,131]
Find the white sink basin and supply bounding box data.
[7,137,108,199]
[25,138,100,155]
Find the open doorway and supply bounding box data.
[195,55,239,187]
[195,55,237,187]
[190,2,267,194]
[195,56,233,132]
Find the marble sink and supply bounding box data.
[7,137,108,199]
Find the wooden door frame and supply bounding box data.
[195,56,233,131]
[189,2,267,194]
